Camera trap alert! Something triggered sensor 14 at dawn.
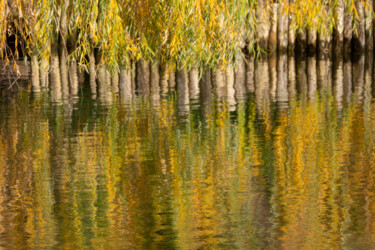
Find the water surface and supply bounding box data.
[0,55,374,249]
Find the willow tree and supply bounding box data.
[0,0,373,83]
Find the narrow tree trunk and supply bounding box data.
[318,7,332,55]
[234,58,247,102]
[255,58,270,116]
[334,0,345,54]
[256,0,271,51]
[268,3,278,54]
[277,54,288,107]
[296,56,307,100]
[49,46,62,103]
[333,56,344,111]
[352,55,365,101]
[59,0,70,98]
[212,69,226,102]
[119,65,132,101]
[168,70,176,90]
[176,69,190,115]
[365,0,373,50]
[278,2,289,53]
[200,70,212,117]
[39,57,48,88]
[131,61,136,92]
[59,50,69,98]
[246,56,255,93]
[150,63,160,106]
[226,65,236,111]
[318,30,332,55]
[97,65,112,105]
[343,57,352,103]
[364,53,373,107]
[89,49,97,97]
[78,68,85,88]
[69,60,79,96]
[31,51,40,92]
[317,58,332,96]
[111,70,119,93]
[136,60,150,95]
[353,0,366,51]
[307,56,317,101]
[344,2,352,53]
[159,64,169,97]
[189,67,200,99]
[296,29,307,53]
[288,56,296,99]
[269,54,277,101]
[288,0,296,55]
[307,29,317,54]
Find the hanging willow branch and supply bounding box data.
[0,0,372,71]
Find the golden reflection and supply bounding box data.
[1,56,375,249]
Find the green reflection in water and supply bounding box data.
[0,57,375,249]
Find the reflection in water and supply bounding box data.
[1,55,375,248]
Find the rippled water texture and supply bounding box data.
[0,55,375,249]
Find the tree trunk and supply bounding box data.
[189,67,200,99]
[97,65,112,105]
[246,56,255,93]
[269,54,277,101]
[255,58,270,116]
[159,64,169,97]
[69,60,79,96]
[212,69,226,102]
[288,56,296,99]
[150,63,160,105]
[334,0,345,54]
[59,0,70,98]
[31,51,40,92]
[307,29,317,54]
[318,6,332,55]
[176,69,190,115]
[268,3,278,54]
[344,1,352,53]
[111,69,119,93]
[343,57,352,103]
[39,57,48,88]
[353,0,366,51]
[296,29,307,53]
[234,58,247,102]
[59,49,69,98]
[307,56,317,101]
[49,46,62,103]
[352,55,365,101]
[200,70,212,118]
[226,65,236,111]
[288,0,296,55]
[365,0,373,50]
[119,65,132,101]
[136,60,150,95]
[168,70,176,90]
[296,56,307,100]
[256,0,271,51]
[89,49,97,97]
[277,54,288,107]
[278,2,289,53]
[318,30,332,55]
[333,57,344,111]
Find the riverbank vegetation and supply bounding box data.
[0,0,373,70]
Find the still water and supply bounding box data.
[0,55,375,249]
